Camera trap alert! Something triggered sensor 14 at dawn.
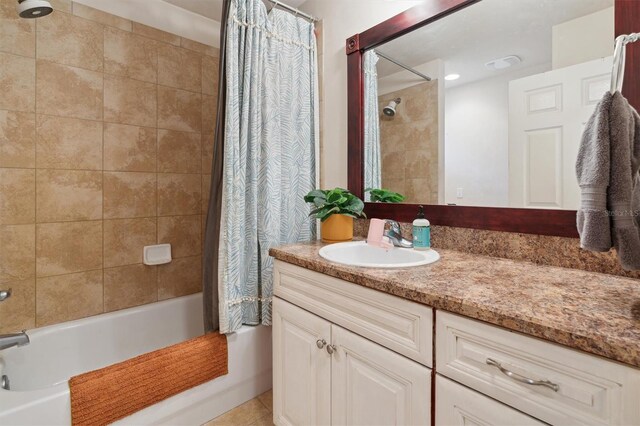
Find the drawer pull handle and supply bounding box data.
[326,344,337,355]
[486,358,559,392]
[316,339,327,349]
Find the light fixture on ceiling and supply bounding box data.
[485,55,522,70]
[445,74,460,81]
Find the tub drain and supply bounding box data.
[1,375,9,390]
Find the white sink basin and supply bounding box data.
[319,241,440,268]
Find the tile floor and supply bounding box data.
[204,389,273,425]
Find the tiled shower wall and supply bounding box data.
[0,0,219,332]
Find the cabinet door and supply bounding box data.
[436,375,546,426]
[273,297,332,426]
[331,325,431,426]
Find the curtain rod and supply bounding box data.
[375,50,432,82]
[265,0,318,22]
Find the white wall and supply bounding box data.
[299,0,424,188]
[72,0,221,47]
[552,7,613,70]
[443,64,548,207]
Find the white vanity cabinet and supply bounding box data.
[272,260,640,426]
[272,261,433,426]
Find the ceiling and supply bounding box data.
[164,0,307,22]
[376,0,613,87]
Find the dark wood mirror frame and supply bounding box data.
[346,0,639,238]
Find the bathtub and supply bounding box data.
[0,293,272,425]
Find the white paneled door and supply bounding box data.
[508,56,612,209]
[331,325,431,426]
[273,298,331,426]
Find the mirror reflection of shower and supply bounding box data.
[383,98,401,117]
[16,0,53,18]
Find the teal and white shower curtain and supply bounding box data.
[218,0,318,333]
[364,50,381,200]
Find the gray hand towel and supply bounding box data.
[576,92,613,252]
[608,92,640,270]
[576,91,640,270]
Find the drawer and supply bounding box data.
[436,311,640,425]
[273,260,433,367]
[436,375,546,426]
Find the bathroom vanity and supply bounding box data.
[270,242,640,426]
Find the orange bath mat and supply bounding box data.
[69,332,228,426]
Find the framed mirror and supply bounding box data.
[346,0,639,237]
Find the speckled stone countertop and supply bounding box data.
[270,241,640,368]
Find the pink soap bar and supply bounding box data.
[367,218,394,249]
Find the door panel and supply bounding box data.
[273,297,332,426]
[331,325,431,426]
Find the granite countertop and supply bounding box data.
[269,241,640,368]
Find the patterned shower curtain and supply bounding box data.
[217,0,318,333]
[363,50,382,201]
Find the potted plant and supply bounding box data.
[366,188,406,203]
[304,188,366,243]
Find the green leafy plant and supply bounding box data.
[304,188,366,222]
[366,188,406,203]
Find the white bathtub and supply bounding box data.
[0,293,272,425]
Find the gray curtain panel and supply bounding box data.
[203,0,230,334]
[364,50,382,200]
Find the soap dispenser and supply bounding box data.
[412,206,430,251]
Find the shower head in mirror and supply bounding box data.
[16,0,52,18]
[383,98,401,117]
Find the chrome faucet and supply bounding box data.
[0,331,29,351]
[384,220,413,248]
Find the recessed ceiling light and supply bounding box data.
[445,74,460,81]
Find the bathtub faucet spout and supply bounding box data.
[0,331,29,350]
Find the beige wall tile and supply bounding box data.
[157,129,201,173]
[158,173,200,216]
[0,52,35,112]
[0,278,35,333]
[103,172,156,219]
[202,55,219,96]
[202,94,217,135]
[158,44,201,92]
[158,86,201,132]
[36,10,104,72]
[0,224,35,283]
[49,0,72,13]
[157,215,200,258]
[404,150,432,179]
[0,168,35,225]
[36,60,103,120]
[181,38,219,57]
[202,174,211,215]
[104,123,156,172]
[104,27,157,83]
[72,3,132,32]
[104,264,157,312]
[36,114,102,170]
[0,0,35,57]
[132,22,180,46]
[104,74,157,127]
[202,133,214,174]
[103,217,156,267]
[157,255,201,300]
[0,110,35,168]
[36,169,102,222]
[36,221,102,277]
[36,270,103,326]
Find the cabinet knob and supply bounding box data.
[326,344,337,355]
[316,339,327,349]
